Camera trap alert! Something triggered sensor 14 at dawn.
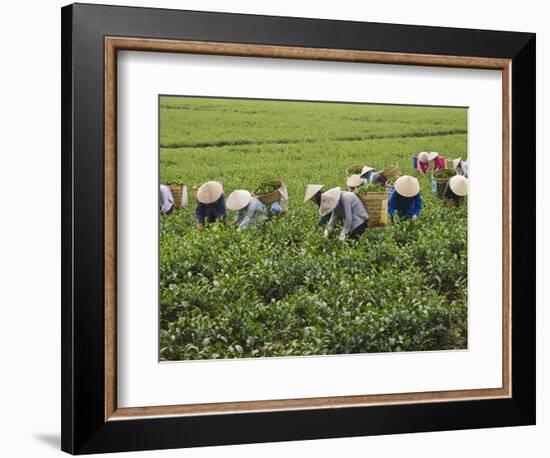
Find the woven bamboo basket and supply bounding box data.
[169,184,188,208]
[345,163,365,177]
[255,180,282,205]
[382,163,401,178]
[431,169,457,197]
[357,192,389,227]
[192,185,200,198]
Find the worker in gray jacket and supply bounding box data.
[319,187,369,241]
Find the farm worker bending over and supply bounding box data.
[370,165,397,187]
[226,190,281,230]
[370,171,387,186]
[388,175,422,222]
[442,175,468,205]
[360,166,376,182]
[160,185,174,215]
[346,174,363,192]
[370,164,401,187]
[417,151,446,175]
[195,181,226,230]
[304,184,330,226]
[416,151,430,174]
[320,187,369,241]
[429,152,446,170]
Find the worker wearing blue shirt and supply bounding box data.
[195,181,226,229]
[388,175,422,222]
[360,165,375,183]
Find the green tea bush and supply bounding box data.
[160,190,467,360]
[159,97,468,360]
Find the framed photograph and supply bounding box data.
[61,3,536,454]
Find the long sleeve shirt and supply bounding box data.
[328,191,369,238]
[195,194,226,225]
[388,189,422,219]
[233,197,269,230]
[417,161,429,174]
[160,185,174,214]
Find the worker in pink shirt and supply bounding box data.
[416,151,446,175]
[429,151,446,170]
[416,151,430,175]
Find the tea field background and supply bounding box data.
[159,96,468,360]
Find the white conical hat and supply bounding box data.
[428,151,439,161]
[449,175,468,197]
[360,166,375,176]
[319,187,341,216]
[226,189,252,211]
[346,174,363,188]
[452,157,462,170]
[304,184,324,203]
[196,181,223,204]
[394,175,420,197]
[418,151,429,163]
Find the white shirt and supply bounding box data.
[160,185,174,213]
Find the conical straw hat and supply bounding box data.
[449,175,468,197]
[319,187,341,216]
[417,151,429,163]
[394,175,420,197]
[304,184,324,203]
[196,181,223,204]
[346,174,363,188]
[226,189,252,211]
[427,151,439,161]
[360,166,375,176]
[452,157,462,170]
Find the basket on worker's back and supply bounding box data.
[169,184,188,208]
[345,164,364,177]
[356,192,389,227]
[254,180,282,205]
[431,169,457,197]
[382,163,401,178]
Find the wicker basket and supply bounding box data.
[255,180,282,205]
[357,192,389,227]
[431,169,457,197]
[191,185,200,198]
[169,184,188,208]
[382,164,401,178]
[345,163,365,177]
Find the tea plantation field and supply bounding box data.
[159,96,468,361]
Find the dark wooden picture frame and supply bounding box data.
[62,3,536,454]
